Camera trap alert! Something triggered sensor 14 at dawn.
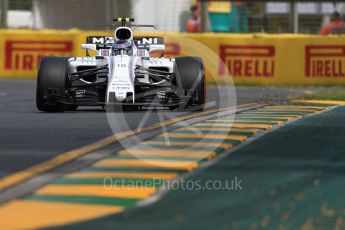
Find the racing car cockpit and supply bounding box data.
[111,40,133,56]
[111,27,135,56]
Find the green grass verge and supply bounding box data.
[294,90,345,101]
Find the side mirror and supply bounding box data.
[149,44,165,53]
[149,44,165,57]
[81,44,97,50]
[81,44,97,57]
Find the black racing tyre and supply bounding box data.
[36,57,70,112]
[174,57,206,109]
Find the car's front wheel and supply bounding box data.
[173,56,206,110]
[36,57,70,112]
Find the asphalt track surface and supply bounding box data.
[0,79,309,179]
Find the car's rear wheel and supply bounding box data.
[173,56,206,110]
[36,57,70,112]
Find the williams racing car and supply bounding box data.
[36,17,206,112]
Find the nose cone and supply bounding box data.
[106,56,135,103]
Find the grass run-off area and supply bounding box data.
[294,89,345,101]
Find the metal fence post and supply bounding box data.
[0,0,8,28]
[290,0,298,33]
[200,0,208,32]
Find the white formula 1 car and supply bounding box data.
[36,18,205,112]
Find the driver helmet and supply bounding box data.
[112,40,133,55]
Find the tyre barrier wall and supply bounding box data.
[1,29,345,85]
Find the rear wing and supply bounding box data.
[86,36,114,47]
[86,36,164,49]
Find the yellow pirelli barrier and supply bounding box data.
[0,30,78,78]
[0,29,345,86]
